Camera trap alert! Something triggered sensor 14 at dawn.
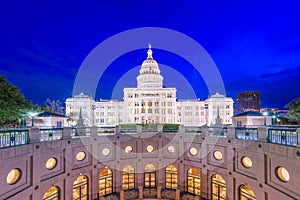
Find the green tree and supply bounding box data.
[0,76,34,127]
[285,98,300,125]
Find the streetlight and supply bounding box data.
[92,105,96,126]
[263,111,268,126]
[28,111,38,127]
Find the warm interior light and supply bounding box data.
[7,168,21,185]
[125,146,133,153]
[213,150,223,160]
[46,157,57,169]
[102,148,111,156]
[189,147,197,156]
[76,151,86,161]
[167,145,175,153]
[146,145,154,152]
[241,156,253,168]
[277,167,290,182]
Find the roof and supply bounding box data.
[37,112,66,118]
[234,111,263,117]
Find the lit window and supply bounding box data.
[167,146,175,153]
[76,152,86,161]
[144,164,156,188]
[146,145,154,152]
[187,168,200,195]
[241,157,253,168]
[6,168,21,185]
[99,168,113,196]
[43,186,60,200]
[125,146,133,153]
[212,174,226,200]
[165,165,177,189]
[189,147,197,156]
[122,165,135,190]
[73,175,88,200]
[102,148,111,156]
[276,167,290,182]
[239,185,256,200]
[46,157,57,170]
[213,150,223,160]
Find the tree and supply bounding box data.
[285,98,300,125]
[0,76,34,127]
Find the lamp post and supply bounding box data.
[263,111,268,126]
[92,105,96,126]
[28,112,38,127]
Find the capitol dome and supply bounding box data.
[137,45,163,88]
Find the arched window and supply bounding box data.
[73,175,88,200]
[211,174,226,200]
[42,186,60,200]
[187,168,200,195]
[165,165,177,189]
[122,165,135,190]
[240,185,256,200]
[144,164,156,188]
[99,168,113,196]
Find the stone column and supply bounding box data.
[137,125,142,134]
[29,127,40,143]
[179,124,184,134]
[157,125,163,133]
[227,126,236,139]
[201,125,208,137]
[138,186,143,199]
[258,127,268,142]
[91,126,98,137]
[297,128,300,147]
[62,127,72,139]
[157,186,162,198]
[120,190,125,200]
[115,125,120,135]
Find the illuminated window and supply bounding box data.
[212,174,226,200]
[122,165,135,190]
[187,168,200,195]
[213,151,223,160]
[102,148,111,156]
[165,165,177,189]
[76,152,86,161]
[73,175,88,200]
[43,186,60,200]
[167,146,175,153]
[125,146,133,153]
[276,166,290,182]
[6,168,21,185]
[189,147,197,156]
[241,157,253,168]
[99,168,113,196]
[46,157,57,170]
[144,164,156,188]
[146,145,154,152]
[239,185,256,200]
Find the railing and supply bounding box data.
[208,126,227,137]
[39,128,63,141]
[163,124,179,133]
[97,127,115,135]
[142,125,158,133]
[120,125,137,133]
[0,129,29,148]
[184,126,202,134]
[235,127,258,140]
[268,128,298,146]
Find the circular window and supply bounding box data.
[241,156,252,168]
[276,167,290,182]
[189,147,197,156]
[46,157,57,169]
[7,168,21,185]
[213,150,223,160]
[102,148,111,156]
[167,145,175,153]
[76,151,86,161]
[125,146,133,153]
[146,145,154,152]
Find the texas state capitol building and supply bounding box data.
[66,46,234,126]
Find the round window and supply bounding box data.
[146,145,154,152]
[76,151,86,161]
[7,168,21,185]
[46,157,57,169]
[189,147,197,156]
[241,156,252,168]
[213,150,223,160]
[167,145,175,153]
[103,148,111,156]
[276,166,290,182]
[125,146,133,153]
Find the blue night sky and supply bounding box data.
[0,1,300,108]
